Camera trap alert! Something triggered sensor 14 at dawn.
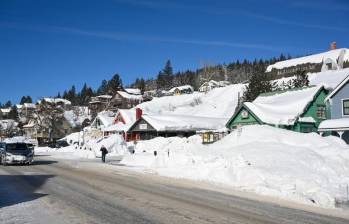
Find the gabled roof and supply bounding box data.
[116,91,143,100]
[116,109,137,124]
[324,73,349,101]
[230,86,325,126]
[124,88,141,95]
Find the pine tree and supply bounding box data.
[107,74,123,95]
[97,80,108,95]
[243,71,272,102]
[4,100,12,108]
[19,96,33,104]
[292,71,309,88]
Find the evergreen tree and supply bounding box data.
[157,60,174,90]
[107,74,123,95]
[292,71,309,88]
[19,96,33,104]
[243,71,272,102]
[56,92,62,98]
[4,100,12,108]
[97,80,108,95]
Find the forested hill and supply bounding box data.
[130,54,291,92]
[0,54,290,107]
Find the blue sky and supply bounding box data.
[0,0,348,104]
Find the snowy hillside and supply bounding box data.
[266,48,349,72]
[121,125,349,208]
[138,84,245,118]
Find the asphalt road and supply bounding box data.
[1,156,349,224]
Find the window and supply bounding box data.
[316,105,326,119]
[343,99,349,116]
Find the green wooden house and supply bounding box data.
[226,85,330,133]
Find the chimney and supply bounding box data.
[330,42,337,50]
[136,108,142,120]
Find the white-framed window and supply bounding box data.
[316,105,326,119]
[343,99,349,116]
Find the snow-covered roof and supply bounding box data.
[41,98,71,105]
[139,114,228,132]
[168,85,194,93]
[243,86,324,126]
[16,104,23,109]
[324,72,349,101]
[0,108,11,113]
[117,109,137,124]
[117,91,143,100]
[93,111,115,128]
[266,48,349,72]
[103,123,131,132]
[308,68,349,90]
[318,118,349,131]
[124,88,141,95]
[97,95,112,99]
[23,103,36,109]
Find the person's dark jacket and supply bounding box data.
[100,146,108,155]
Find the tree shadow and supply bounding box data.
[0,174,55,208]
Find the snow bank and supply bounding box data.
[59,131,127,158]
[121,125,349,208]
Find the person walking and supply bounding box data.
[100,145,108,163]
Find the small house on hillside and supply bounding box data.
[0,119,18,138]
[107,89,143,112]
[0,108,12,119]
[318,74,349,143]
[88,95,112,119]
[102,108,142,141]
[90,111,115,130]
[266,44,349,77]
[199,80,231,92]
[23,115,75,145]
[226,85,329,133]
[128,114,227,140]
[168,85,194,96]
[38,98,72,110]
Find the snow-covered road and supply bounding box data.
[1,156,349,224]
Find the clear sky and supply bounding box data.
[0,0,348,104]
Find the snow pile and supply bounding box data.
[138,84,245,118]
[121,125,349,208]
[59,132,127,158]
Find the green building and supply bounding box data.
[226,85,330,133]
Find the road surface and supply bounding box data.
[1,156,348,224]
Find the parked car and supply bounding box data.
[56,140,69,148]
[0,142,34,165]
